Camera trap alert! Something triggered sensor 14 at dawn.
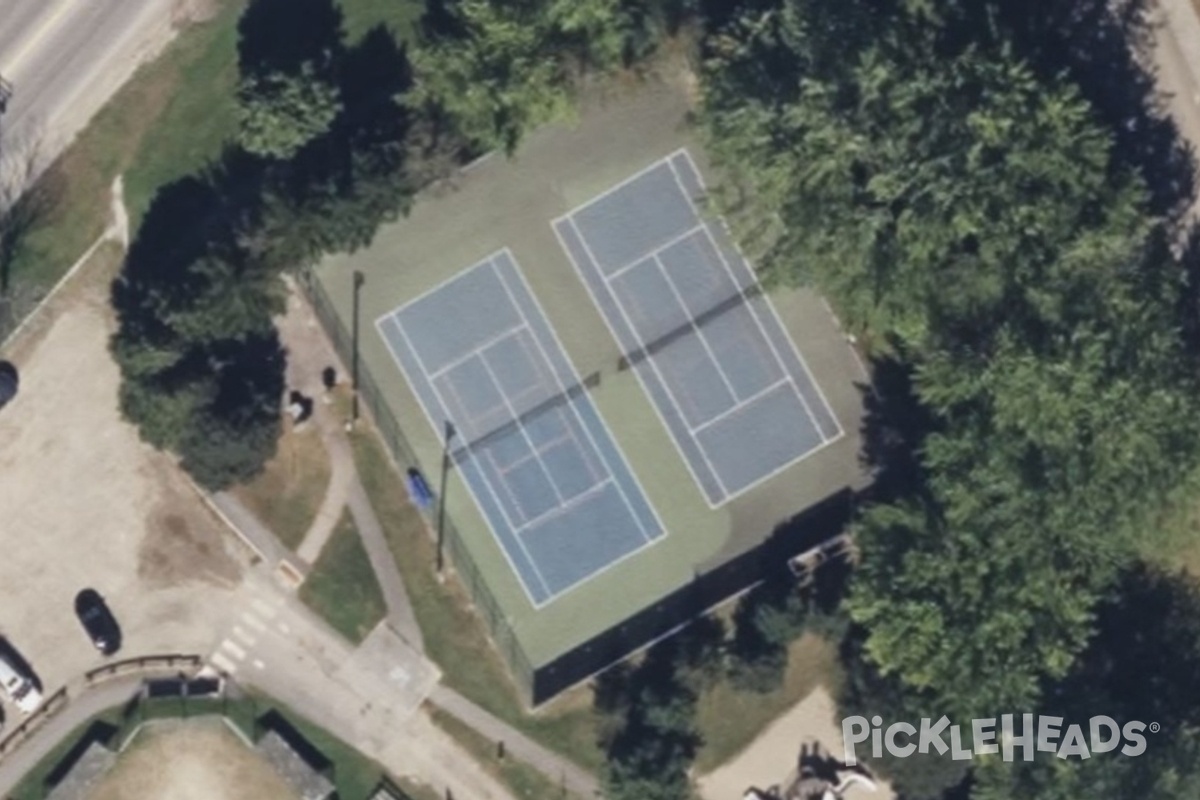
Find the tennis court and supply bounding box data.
[553,149,843,507]
[376,250,664,606]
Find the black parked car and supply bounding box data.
[74,589,121,656]
[0,362,16,411]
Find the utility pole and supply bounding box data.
[436,420,455,576]
[351,270,365,425]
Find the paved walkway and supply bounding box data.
[346,469,426,650]
[429,685,601,798]
[275,285,427,652]
[272,287,605,793]
[0,676,143,798]
[294,429,352,564]
[207,489,304,576]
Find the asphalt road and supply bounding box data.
[0,0,178,185]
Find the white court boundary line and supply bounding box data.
[477,351,566,506]
[426,363,539,560]
[560,155,683,222]
[515,477,614,532]
[506,331,607,491]
[553,147,847,507]
[376,252,667,609]
[426,322,526,381]
[488,330,605,505]
[668,151,849,503]
[494,250,672,604]
[667,157,822,436]
[673,150,845,441]
[691,224,825,440]
[549,216,726,509]
[649,251,742,405]
[603,223,707,282]
[567,215,733,504]
[375,299,555,604]
[495,249,667,547]
[691,377,791,435]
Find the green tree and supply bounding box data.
[604,734,693,800]
[972,568,1200,799]
[600,642,700,800]
[237,62,343,160]
[110,171,288,490]
[407,0,664,153]
[408,0,574,153]
[700,0,1200,721]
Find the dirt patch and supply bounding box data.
[696,687,894,800]
[172,0,222,26]
[89,720,298,800]
[0,245,248,696]
[139,497,241,588]
[231,423,332,552]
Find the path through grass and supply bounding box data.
[233,425,332,551]
[428,706,578,800]
[347,421,606,774]
[299,507,387,644]
[4,0,423,336]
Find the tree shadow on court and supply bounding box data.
[237,0,345,78]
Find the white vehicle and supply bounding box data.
[0,654,41,714]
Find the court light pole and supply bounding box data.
[436,419,455,577]
[351,270,365,425]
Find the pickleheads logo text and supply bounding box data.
[841,715,1154,765]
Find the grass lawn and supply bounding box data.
[299,507,387,643]
[233,425,332,550]
[428,706,576,800]
[4,0,423,336]
[341,0,425,42]
[347,421,606,774]
[7,0,244,295]
[693,633,843,773]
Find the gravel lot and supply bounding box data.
[0,259,252,717]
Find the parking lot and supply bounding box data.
[0,257,253,721]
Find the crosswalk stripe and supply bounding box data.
[240,611,267,632]
[253,659,266,670]
[232,626,256,646]
[251,598,279,618]
[210,652,238,675]
[220,639,247,660]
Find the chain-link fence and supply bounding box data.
[298,269,535,700]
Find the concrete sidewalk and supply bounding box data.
[0,676,143,798]
[428,685,601,798]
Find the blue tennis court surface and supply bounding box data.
[553,149,843,507]
[376,251,664,606]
